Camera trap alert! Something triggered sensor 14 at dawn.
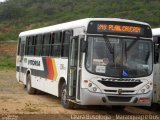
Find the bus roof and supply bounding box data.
[19,18,150,37]
[152,28,160,36]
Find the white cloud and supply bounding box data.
[0,0,6,2]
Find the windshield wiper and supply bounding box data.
[103,35,115,63]
[125,38,139,63]
[103,35,114,54]
[125,37,139,52]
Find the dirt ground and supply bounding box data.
[0,70,159,120]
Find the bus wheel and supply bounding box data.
[61,84,74,109]
[26,74,36,94]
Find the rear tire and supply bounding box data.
[26,74,36,94]
[61,83,74,109]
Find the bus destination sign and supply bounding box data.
[87,21,152,38]
[97,24,142,34]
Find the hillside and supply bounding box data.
[0,0,160,41]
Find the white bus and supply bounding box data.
[16,18,153,109]
[152,28,160,108]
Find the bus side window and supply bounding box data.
[154,36,160,63]
[50,32,62,57]
[33,36,37,55]
[158,37,160,63]
[25,37,29,55]
[28,36,35,56]
[17,37,21,55]
[41,33,51,56]
[35,34,43,56]
[51,33,55,44]
[54,32,61,44]
[61,30,73,57]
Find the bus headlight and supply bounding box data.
[146,85,150,89]
[88,83,92,87]
[141,89,146,94]
[137,84,151,94]
[88,82,101,93]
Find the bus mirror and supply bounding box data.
[154,44,159,64]
[81,38,87,52]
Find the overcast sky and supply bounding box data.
[0,0,6,2]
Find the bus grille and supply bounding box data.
[104,90,135,93]
[108,96,132,102]
[98,80,142,88]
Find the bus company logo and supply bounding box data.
[118,89,123,95]
[28,60,40,66]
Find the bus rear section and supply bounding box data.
[152,28,160,107]
[16,18,153,109]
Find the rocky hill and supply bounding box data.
[0,0,160,41]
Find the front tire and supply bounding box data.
[26,74,36,94]
[61,84,74,109]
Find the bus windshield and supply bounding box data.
[86,36,153,78]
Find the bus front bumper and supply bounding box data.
[80,89,152,106]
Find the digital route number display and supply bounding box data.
[97,24,142,34]
[87,21,152,38]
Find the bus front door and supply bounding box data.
[67,36,81,101]
[19,40,25,82]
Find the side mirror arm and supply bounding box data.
[80,38,87,52]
